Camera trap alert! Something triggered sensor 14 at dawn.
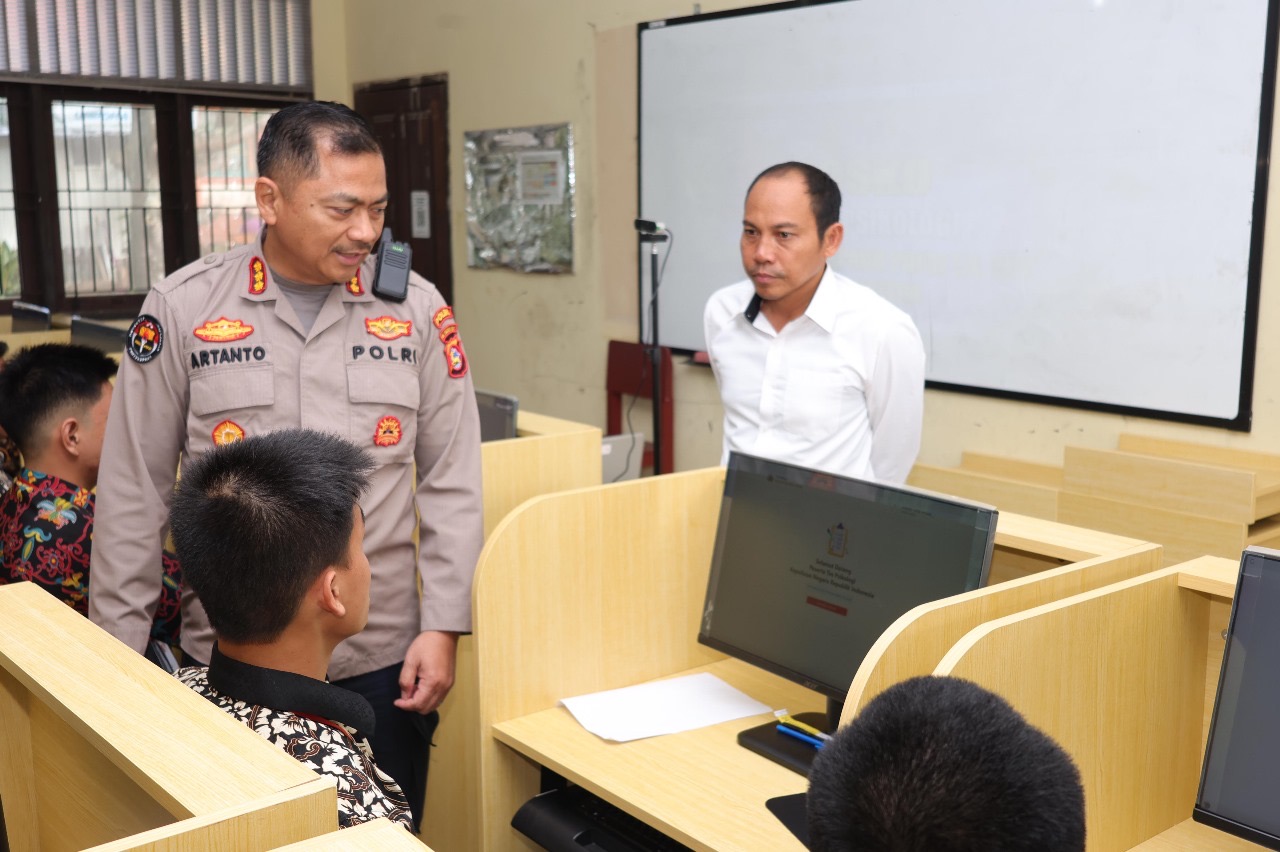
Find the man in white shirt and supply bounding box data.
[703,162,925,483]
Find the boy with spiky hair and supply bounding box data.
[172,428,412,831]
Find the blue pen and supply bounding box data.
[776,723,824,749]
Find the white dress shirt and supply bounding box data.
[703,266,925,484]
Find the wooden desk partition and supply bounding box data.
[1,329,72,351]
[271,818,433,850]
[421,410,602,852]
[0,582,336,852]
[934,556,1248,851]
[473,467,1160,851]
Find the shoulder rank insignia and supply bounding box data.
[374,415,402,447]
[432,306,468,379]
[212,420,246,446]
[347,271,364,296]
[248,257,268,294]
[365,316,412,341]
[194,317,254,342]
[127,315,164,364]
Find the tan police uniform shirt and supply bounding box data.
[89,236,484,680]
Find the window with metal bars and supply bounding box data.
[0,1,308,315]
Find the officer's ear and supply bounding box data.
[255,176,283,226]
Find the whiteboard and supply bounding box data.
[639,0,1275,427]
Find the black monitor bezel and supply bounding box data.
[475,388,519,442]
[697,451,998,702]
[1192,545,1280,850]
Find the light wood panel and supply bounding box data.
[935,556,1239,852]
[86,780,337,852]
[908,463,1059,521]
[422,410,601,852]
[270,817,433,850]
[1129,819,1267,851]
[841,542,1163,724]
[0,582,336,851]
[1064,446,1280,525]
[1118,433,1280,475]
[960,451,1065,486]
[1058,491,1276,566]
[1,329,72,350]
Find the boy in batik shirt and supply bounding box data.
[0,343,181,643]
[171,429,413,831]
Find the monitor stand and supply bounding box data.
[737,696,843,777]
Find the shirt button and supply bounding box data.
[203,255,218,264]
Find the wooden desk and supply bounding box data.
[474,467,1161,851]
[422,410,602,852]
[0,582,336,851]
[494,660,811,851]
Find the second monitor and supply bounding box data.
[698,451,998,775]
[476,389,519,442]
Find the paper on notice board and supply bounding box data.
[560,672,772,742]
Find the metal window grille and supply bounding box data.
[1,0,310,93]
[54,100,163,297]
[0,98,18,297]
[193,105,276,255]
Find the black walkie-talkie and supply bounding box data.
[373,227,412,302]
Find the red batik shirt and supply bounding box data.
[0,468,181,642]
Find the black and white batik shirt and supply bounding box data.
[176,645,413,831]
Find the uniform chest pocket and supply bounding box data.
[347,365,420,462]
[190,365,274,416]
[782,368,858,441]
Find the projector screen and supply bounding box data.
[638,0,1276,428]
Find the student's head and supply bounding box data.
[807,676,1086,852]
[169,429,376,645]
[741,162,844,312]
[254,101,387,286]
[0,343,117,485]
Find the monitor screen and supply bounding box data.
[698,452,998,703]
[475,389,518,442]
[1194,546,1280,849]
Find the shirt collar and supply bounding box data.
[206,643,377,736]
[241,229,376,304]
[741,265,839,333]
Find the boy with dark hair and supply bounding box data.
[172,428,412,831]
[807,676,1086,852]
[0,343,181,643]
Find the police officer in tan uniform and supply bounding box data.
[89,102,483,833]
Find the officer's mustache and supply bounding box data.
[334,244,373,254]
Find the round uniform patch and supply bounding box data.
[212,420,245,446]
[374,415,402,447]
[127,315,164,364]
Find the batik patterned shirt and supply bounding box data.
[177,646,413,832]
[0,468,94,611]
[0,467,182,642]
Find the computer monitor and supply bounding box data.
[698,452,998,775]
[12,301,52,331]
[475,389,519,442]
[70,316,129,356]
[1194,546,1280,849]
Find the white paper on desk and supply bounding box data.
[560,672,772,742]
